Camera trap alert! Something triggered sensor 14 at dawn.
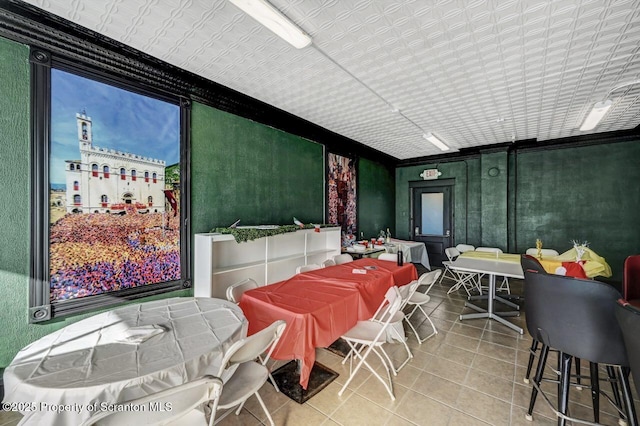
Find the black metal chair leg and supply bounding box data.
[607,365,624,419]
[525,339,539,384]
[618,366,638,426]
[558,352,572,426]
[526,343,550,421]
[590,362,600,423]
[575,357,582,389]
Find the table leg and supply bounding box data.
[460,274,523,334]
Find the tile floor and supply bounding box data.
[2,268,638,426]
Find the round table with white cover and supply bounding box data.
[2,297,247,426]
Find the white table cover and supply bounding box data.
[3,297,247,426]
[389,239,431,269]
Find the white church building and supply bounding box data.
[65,112,166,214]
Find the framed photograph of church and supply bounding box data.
[327,152,357,235]
[29,48,190,322]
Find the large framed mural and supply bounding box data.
[327,153,357,234]
[29,49,190,322]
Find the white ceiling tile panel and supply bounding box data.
[22,0,640,159]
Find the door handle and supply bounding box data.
[415,226,420,236]
[445,230,450,237]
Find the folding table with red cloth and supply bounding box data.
[238,258,418,388]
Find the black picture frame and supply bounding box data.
[29,47,191,323]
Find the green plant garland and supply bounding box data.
[212,224,336,243]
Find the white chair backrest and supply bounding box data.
[476,247,503,254]
[397,280,420,310]
[377,253,397,262]
[81,375,223,426]
[322,258,336,267]
[417,269,443,295]
[333,253,354,265]
[455,244,475,253]
[444,247,460,261]
[525,248,559,257]
[218,320,287,376]
[370,287,403,328]
[226,278,259,303]
[296,264,321,274]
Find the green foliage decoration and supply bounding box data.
[212,224,336,243]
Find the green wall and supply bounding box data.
[514,141,640,280]
[395,142,640,281]
[480,152,508,249]
[190,103,324,233]
[396,159,481,245]
[357,158,395,239]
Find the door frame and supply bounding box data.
[408,178,455,240]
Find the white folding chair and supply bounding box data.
[225,278,281,393]
[214,320,286,426]
[343,280,420,375]
[296,264,321,274]
[377,253,397,262]
[81,375,224,426]
[322,258,336,267]
[338,287,403,400]
[475,247,510,293]
[455,243,475,253]
[443,247,478,297]
[333,253,354,265]
[225,278,259,304]
[525,248,559,257]
[405,270,442,344]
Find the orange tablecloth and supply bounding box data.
[239,258,418,388]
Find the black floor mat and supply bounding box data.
[325,338,351,358]
[269,360,339,404]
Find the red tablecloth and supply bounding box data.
[238,258,418,388]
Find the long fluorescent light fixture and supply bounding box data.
[579,100,612,131]
[229,0,312,49]
[423,133,450,151]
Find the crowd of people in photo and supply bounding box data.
[49,211,180,301]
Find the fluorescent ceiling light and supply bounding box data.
[579,100,612,131]
[229,0,312,49]
[423,133,450,151]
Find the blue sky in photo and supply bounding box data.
[50,69,180,184]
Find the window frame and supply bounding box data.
[29,47,191,323]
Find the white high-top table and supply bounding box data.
[3,297,247,426]
[449,257,524,334]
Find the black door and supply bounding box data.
[411,182,453,267]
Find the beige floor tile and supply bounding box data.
[355,375,409,411]
[330,393,393,426]
[241,383,292,422]
[463,369,514,402]
[269,400,327,426]
[0,410,22,426]
[392,389,453,424]
[447,409,492,425]
[216,407,263,426]
[384,414,419,426]
[443,332,481,352]
[471,353,516,382]
[306,381,353,417]
[448,322,485,339]
[476,341,517,363]
[509,404,556,425]
[434,343,476,367]
[455,387,511,426]
[422,354,470,384]
[411,371,462,406]
[480,329,521,349]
